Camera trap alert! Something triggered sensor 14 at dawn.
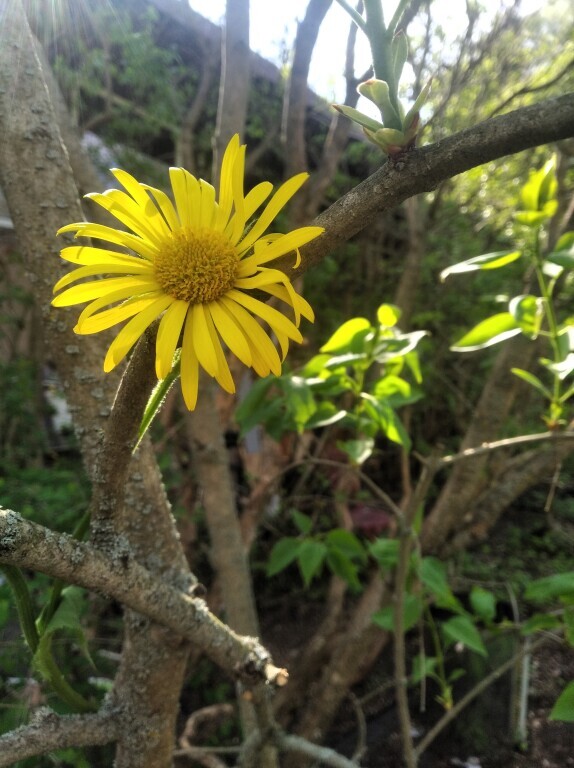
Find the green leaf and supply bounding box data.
[511,368,553,400]
[411,654,438,684]
[332,103,384,133]
[235,377,277,435]
[549,681,574,722]
[372,375,422,408]
[326,549,361,590]
[326,529,367,562]
[546,248,574,271]
[391,31,408,84]
[440,250,521,281]
[377,303,401,328]
[369,538,399,569]
[320,317,371,353]
[441,615,487,657]
[520,613,562,636]
[292,510,313,535]
[279,377,316,433]
[304,402,348,430]
[337,437,374,465]
[469,586,496,623]
[451,313,521,351]
[541,353,574,381]
[41,587,92,665]
[372,594,423,632]
[298,540,327,586]
[514,209,554,227]
[509,294,543,337]
[519,159,556,211]
[267,538,301,577]
[373,330,427,362]
[555,232,574,252]
[525,572,574,602]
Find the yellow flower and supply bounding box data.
[53,135,323,409]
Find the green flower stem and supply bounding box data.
[37,633,95,713]
[36,509,91,634]
[425,605,450,708]
[1,564,39,652]
[532,229,562,410]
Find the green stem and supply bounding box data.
[1,564,39,652]
[532,229,562,409]
[36,509,91,634]
[333,0,368,32]
[36,633,95,712]
[362,0,403,129]
[388,0,412,34]
[425,605,450,707]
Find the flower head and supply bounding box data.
[53,135,323,409]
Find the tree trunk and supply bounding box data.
[0,5,191,766]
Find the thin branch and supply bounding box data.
[286,92,574,280]
[276,732,360,768]
[488,56,574,118]
[0,708,120,768]
[438,429,574,466]
[333,0,367,32]
[0,508,285,688]
[413,633,560,758]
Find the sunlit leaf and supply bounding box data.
[509,294,543,337]
[511,368,552,400]
[440,250,521,281]
[320,317,371,353]
[377,303,401,328]
[451,313,521,351]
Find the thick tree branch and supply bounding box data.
[286,92,574,278]
[0,508,284,688]
[0,708,120,768]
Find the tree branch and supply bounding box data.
[0,508,285,688]
[285,92,574,278]
[0,708,120,768]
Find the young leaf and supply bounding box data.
[337,437,374,465]
[509,294,543,337]
[292,510,313,535]
[377,303,401,328]
[326,528,367,561]
[469,586,496,623]
[451,313,521,351]
[525,572,574,602]
[298,540,327,586]
[372,594,423,632]
[511,368,553,400]
[441,615,487,657]
[267,537,301,577]
[369,537,400,569]
[411,653,438,684]
[326,549,361,590]
[549,681,574,722]
[440,250,521,281]
[320,317,372,354]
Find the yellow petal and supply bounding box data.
[230,144,247,244]
[141,185,180,232]
[235,173,309,254]
[199,179,217,229]
[208,300,252,368]
[191,303,218,377]
[155,300,189,379]
[220,296,281,376]
[204,309,235,393]
[181,311,200,410]
[77,295,164,335]
[169,168,201,229]
[111,169,157,210]
[75,287,157,325]
[214,134,240,231]
[57,223,158,260]
[60,246,149,268]
[250,226,324,266]
[259,282,315,323]
[103,294,172,372]
[226,289,303,343]
[87,190,168,246]
[53,262,152,293]
[52,276,160,306]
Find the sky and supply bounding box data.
[186,0,545,108]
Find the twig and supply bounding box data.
[413,633,558,758]
[348,692,368,762]
[0,508,284,688]
[0,707,120,767]
[276,732,361,767]
[438,429,574,466]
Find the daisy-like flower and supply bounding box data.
[52,135,323,409]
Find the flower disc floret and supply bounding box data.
[52,134,324,410]
[155,229,239,304]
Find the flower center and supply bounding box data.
[154,228,239,304]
